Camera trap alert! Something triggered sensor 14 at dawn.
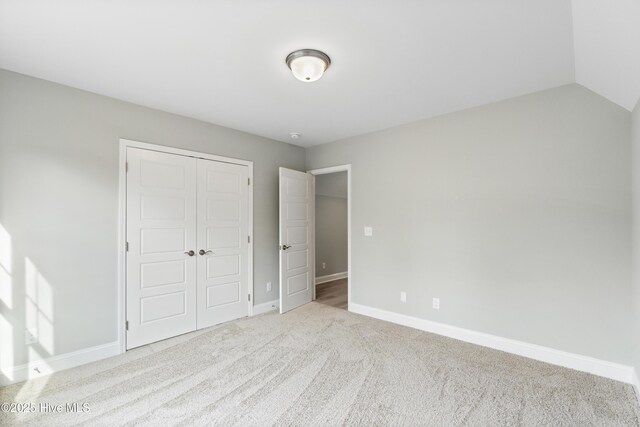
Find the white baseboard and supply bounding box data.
[315,271,348,285]
[0,299,281,387]
[252,299,279,316]
[0,341,121,387]
[349,303,635,384]
[632,369,640,403]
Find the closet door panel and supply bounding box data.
[196,159,249,329]
[126,148,197,349]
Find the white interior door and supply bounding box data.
[279,168,314,313]
[196,158,249,328]
[126,148,197,349]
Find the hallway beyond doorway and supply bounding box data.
[315,278,347,310]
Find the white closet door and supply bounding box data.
[196,158,249,329]
[126,148,197,349]
[279,168,315,313]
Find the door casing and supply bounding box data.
[118,138,254,354]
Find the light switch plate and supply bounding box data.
[364,226,373,237]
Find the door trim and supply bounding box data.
[307,165,352,311]
[118,138,254,354]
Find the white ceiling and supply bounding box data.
[0,1,636,147]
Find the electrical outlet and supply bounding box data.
[400,291,407,303]
[322,262,326,269]
[364,226,373,237]
[25,328,37,346]
[433,298,440,310]
[266,282,272,292]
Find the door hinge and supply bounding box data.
[248,294,251,302]
[248,178,250,185]
[125,321,129,331]
[125,162,129,173]
[125,241,129,252]
[248,236,251,243]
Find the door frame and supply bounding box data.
[307,165,352,310]
[117,138,254,353]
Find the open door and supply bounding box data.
[279,167,315,313]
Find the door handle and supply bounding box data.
[199,249,213,256]
[281,244,292,250]
[184,250,195,257]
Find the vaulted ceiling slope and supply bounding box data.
[572,0,640,111]
[0,0,637,146]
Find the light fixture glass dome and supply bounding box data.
[286,49,331,83]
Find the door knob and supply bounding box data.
[199,249,213,256]
[184,250,195,256]
[282,244,292,250]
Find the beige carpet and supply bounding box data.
[1,302,639,426]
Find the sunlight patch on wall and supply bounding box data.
[0,222,12,381]
[0,313,13,382]
[25,258,54,356]
[0,222,11,309]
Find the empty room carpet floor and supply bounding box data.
[1,303,639,426]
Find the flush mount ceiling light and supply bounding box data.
[286,49,331,82]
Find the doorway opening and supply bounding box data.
[309,166,351,311]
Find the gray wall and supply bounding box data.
[316,171,348,199]
[632,98,640,377]
[315,194,348,277]
[315,172,348,277]
[0,69,305,369]
[306,84,634,364]
[0,70,635,374]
